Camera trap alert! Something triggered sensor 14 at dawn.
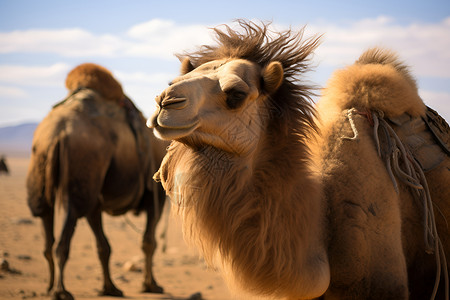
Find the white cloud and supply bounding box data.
[114,70,177,117]
[0,19,213,60]
[115,70,175,85]
[419,89,450,121]
[124,19,213,58]
[1,17,448,79]
[0,85,28,98]
[0,29,126,57]
[303,16,450,78]
[127,19,177,39]
[0,63,71,87]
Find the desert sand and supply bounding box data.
[0,157,235,300]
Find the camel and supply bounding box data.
[149,21,450,299]
[27,63,169,300]
[0,155,9,175]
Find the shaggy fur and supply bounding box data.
[157,21,329,299]
[314,49,449,299]
[152,20,449,300]
[320,48,426,119]
[65,63,124,101]
[27,64,168,299]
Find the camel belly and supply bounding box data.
[101,128,148,215]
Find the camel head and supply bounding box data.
[150,20,319,156]
[150,56,284,154]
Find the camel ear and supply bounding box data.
[180,58,195,75]
[262,61,284,94]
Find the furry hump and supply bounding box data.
[65,63,124,101]
[322,48,426,118]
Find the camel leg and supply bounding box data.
[86,205,123,297]
[141,187,165,293]
[41,209,55,294]
[53,208,77,300]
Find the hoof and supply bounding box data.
[142,282,164,294]
[52,291,74,300]
[100,285,124,297]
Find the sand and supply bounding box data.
[0,157,235,300]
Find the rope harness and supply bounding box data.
[344,108,449,300]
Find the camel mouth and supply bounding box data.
[152,122,199,140]
[148,112,199,140]
[160,97,188,110]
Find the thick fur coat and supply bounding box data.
[152,21,449,300]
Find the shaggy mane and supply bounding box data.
[177,20,322,143]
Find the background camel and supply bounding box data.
[0,155,9,175]
[150,21,449,299]
[27,63,169,300]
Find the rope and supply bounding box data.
[123,214,144,234]
[371,111,449,300]
[342,109,359,140]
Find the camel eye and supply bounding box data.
[225,89,247,109]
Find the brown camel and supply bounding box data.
[27,63,169,300]
[0,155,9,175]
[149,21,449,299]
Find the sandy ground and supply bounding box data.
[0,157,235,300]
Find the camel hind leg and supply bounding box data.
[41,208,55,294]
[86,205,123,297]
[53,207,77,300]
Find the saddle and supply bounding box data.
[388,106,450,172]
[373,106,449,299]
[53,88,146,152]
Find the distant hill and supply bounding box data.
[0,122,38,157]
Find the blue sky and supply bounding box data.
[0,0,449,126]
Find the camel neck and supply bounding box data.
[157,137,329,298]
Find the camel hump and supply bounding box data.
[325,47,426,118]
[65,63,124,102]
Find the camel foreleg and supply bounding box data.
[141,187,165,293]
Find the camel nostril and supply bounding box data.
[161,97,187,110]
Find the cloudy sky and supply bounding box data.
[0,0,449,127]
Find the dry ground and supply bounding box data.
[0,157,235,300]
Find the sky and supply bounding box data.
[0,0,449,127]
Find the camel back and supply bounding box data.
[55,64,149,164]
